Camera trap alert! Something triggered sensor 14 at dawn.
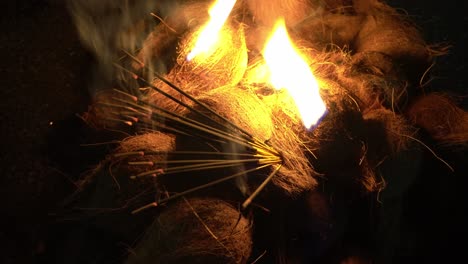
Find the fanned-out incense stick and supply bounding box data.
[109,75,281,162]
[131,164,272,214]
[114,62,279,155]
[108,55,283,212]
[113,94,261,151]
[130,158,277,179]
[242,164,282,209]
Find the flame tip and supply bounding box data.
[262,19,326,128]
[187,0,237,60]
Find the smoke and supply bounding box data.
[67,0,325,95]
[67,0,173,93]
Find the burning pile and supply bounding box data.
[66,0,468,263]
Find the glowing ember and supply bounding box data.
[187,0,237,61]
[263,19,326,129]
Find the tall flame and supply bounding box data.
[263,19,326,129]
[187,0,237,60]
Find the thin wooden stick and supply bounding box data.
[112,87,138,101]
[131,202,158,214]
[103,117,133,126]
[128,161,155,166]
[129,162,240,179]
[121,49,145,68]
[144,150,272,158]
[112,86,279,156]
[115,63,225,127]
[109,95,152,114]
[127,150,279,164]
[113,151,144,158]
[242,164,282,209]
[131,164,271,214]
[141,104,259,151]
[136,120,193,137]
[115,57,279,156]
[96,101,149,117]
[110,93,260,152]
[113,63,259,143]
[151,70,257,138]
[135,158,262,165]
[141,100,256,148]
[131,158,267,178]
[136,120,194,137]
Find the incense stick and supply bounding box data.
[242,164,282,209]
[113,62,277,155]
[130,158,275,179]
[131,163,271,214]
[109,60,285,216]
[111,90,277,156]
[111,93,252,145]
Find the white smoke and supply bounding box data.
[67,0,174,93]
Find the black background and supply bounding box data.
[1,0,466,263]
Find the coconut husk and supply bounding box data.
[199,85,317,195]
[406,93,468,145]
[354,0,432,81]
[291,0,434,85]
[139,21,248,118]
[62,133,175,243]
[70,132,174,210]
[133,0,213,72]
[175,22,248,88]
[197,86,274,141]
[115,132,176,176]
[245,0,316,27]
[125,198,253,264]
[258,88,319,195]
[81,88,140,130]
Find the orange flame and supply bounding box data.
[187,0,237,61]
[262,19,326,129]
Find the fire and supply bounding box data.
[187,0,237,61]
[262,19,326,129]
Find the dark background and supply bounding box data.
[1,0,466,263]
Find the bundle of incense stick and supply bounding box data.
[103,62,283,213]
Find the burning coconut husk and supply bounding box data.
[65,0,468,263]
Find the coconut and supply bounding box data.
[125,198,253,264]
